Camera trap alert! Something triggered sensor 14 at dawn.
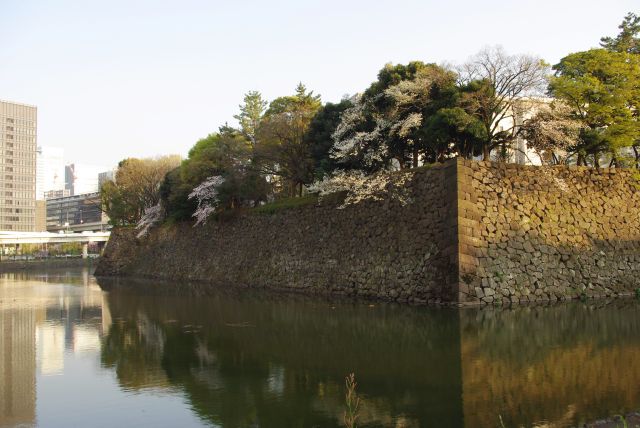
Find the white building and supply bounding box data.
[36,146,65,201]
[488,97,552,166]
[98,169,116,189]
[65,163,108,196]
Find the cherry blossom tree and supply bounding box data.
[307,170,412,208]
[188,176,225,226]
[519,101,583,165]
[136,204,164,238]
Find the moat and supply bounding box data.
[1,267,639,427]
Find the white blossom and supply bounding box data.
[188,175,225,226]
[331,99,392,169]
[307,170,412,209]
[136,203,164,238]
[519,101,583,164]
[392,112,423,138]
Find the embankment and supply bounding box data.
[96,159,640,305]
[0,257,98,273]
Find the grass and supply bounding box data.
[344,373,361,428]
[251,195,318,215]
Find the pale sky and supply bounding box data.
[1,0,637,167]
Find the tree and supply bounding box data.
[600,12,640,54]
[331,62,463,171]
[305,98,353,179]
[101,155,181,225]
[180,126,252,189]
[422,107,487,160]
[549,49,640,166]
[160,126,269,223]
[188,176,225,226]
[254,83,322,196]
[601,12,640,167]
[381,65,463,164]
[519,101,583,164]
[458,46,550,160]
[331,61,495,170]
[234,91,267,147]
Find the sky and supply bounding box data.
[0,0,638,167]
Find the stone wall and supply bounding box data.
[97,159,640,305]
[97,163,459,304]
[456,160,640,304]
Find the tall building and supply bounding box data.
[36,146,65,200]
[98,168,116,189]
[65,163,107,196]
[0,100,37,231]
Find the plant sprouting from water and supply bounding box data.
[344,373,361,428]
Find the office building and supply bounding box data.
[36,146,65,200]
[0,100,37,231]
[44,189,70,199]
[46,192,108,232]
[65,163,108,196]
[98,169,116,189]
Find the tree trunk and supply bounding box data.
[633,146,639,169]
[412,149,419,168]
[482,145,490,161]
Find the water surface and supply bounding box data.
[1,269,639,427]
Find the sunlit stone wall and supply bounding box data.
[456,159,640,304]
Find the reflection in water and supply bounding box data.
[100,288,462,428]
[1,270,640,427]
[0,306,36,428]
[0,269,104,428]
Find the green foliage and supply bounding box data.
[255,83,322,196]
[160,126,269,222]
[159,167,196,221]
[101,155,181,225]
[101,180,134,226]
[422,107,486,160]
[306,98,353,178]
[550,49,640,164]
[601,12,640,54]
[333,62,470,170]
[364,61,430,99]
[234,91,267,146]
